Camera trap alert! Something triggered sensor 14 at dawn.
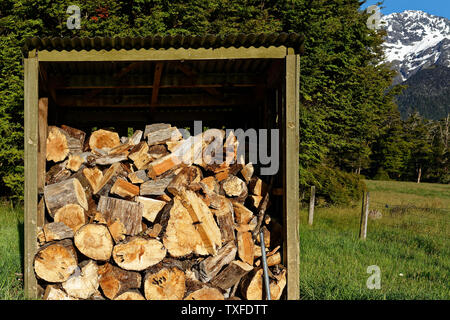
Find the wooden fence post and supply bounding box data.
[359,191,370,240]
[308,186,315,226]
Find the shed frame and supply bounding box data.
[23,34,301,300]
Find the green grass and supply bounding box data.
[0,202,25,300]
[300,180,450,300]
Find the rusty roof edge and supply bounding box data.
[22,33,305,57]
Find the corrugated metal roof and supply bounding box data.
[23,33,304,57]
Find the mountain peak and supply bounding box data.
[381,10,450,83]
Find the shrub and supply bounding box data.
[301,164,366,207]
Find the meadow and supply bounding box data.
[0,179,448,300]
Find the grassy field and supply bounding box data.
[0,180,448,300]
[300,180,449,300]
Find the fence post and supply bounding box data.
[308,186,315,226]
[359,191,370,240]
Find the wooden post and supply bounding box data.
[359,192,370,240]
[24,56,39,299]
[308,186,315,226]
[283,52,300,300]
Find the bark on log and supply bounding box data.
[43,285,76,300]
[44,178,88,217]
[97,262,142,300]
[210,260,253,290]
[167,166,203,197]
[140,175,175,196]
[237,231,254,266]
[128,170,149,184]
[147,126,182,147]
[34,239,78,283]
[43,222,74,242]
[112,237,166,271]
[46,161,71,185]
[74,224,114,261]
[198,241,237,283]
[110,178,140,198]
[240,268,263,300]
[97,196,143,236]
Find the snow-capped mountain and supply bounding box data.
[380,10,450,84]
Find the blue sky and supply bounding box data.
[361,0,450,19]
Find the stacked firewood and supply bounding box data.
[36,123,286,300]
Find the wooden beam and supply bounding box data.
[52,74,262,90]
[151,62,164,106]
[37,46,288,62]
[284,54,300,300]
[57,94,252,108]
[24,57,39,299]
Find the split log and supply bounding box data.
[256,225,270,248]
[95,163,129,196]
[114,290,146,300]
[46,161,71,185]
[112,237,166,271]
[140,175,175,196]
[66,154,85,172]
[82,167,103,194]
[237,231,254,266]
[159,197,209,257]
[97,262,142,300]
[61,125,86,150]
[128,170,149,184]
[248,195,263,209]
[221,176,247,199]
[249,177,268,196]
[210,196,236,243]
[95,154,128,166]
[135,196,166,223]
[143,123,171,139]
[97,196,143,236]
[43,222,74,242]
[240,163,254,184]
[178,189,222,255]
[46,126,83,162]
[270,268,287,300]
[199,176,220,194]
[74,224,114,261]
[232,202,254,225]
[210,260,253,290]
[148,144,169,159]
[110,178,140,198]
[53,204,87,233]
[198,241,237,283]
[88,129,120,151]
[240,268,263,300]
[167,166,203,197]
[62,260,99,299]
[44,178,88,217]
[34,239,78,283]
[128,141,151,170]
[145,223,162,238]
[43,285,76,300]
[147,126,182,146]
[267,252,281,267]
[144,264,186,300]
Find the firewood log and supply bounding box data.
[198,241,237,283]
[43,285,76,300]
[143,123,171,139]
[46,161,71,185]
[53,204,87,233]
[159,197,209,257]
[112,237,166,271]
[143,264,186,300]
[148,144,169,159]
[110,178,140,198]
[249,177,268,196]
[66,154,85,172]
[98,262,142,300]
[44,178,88,217]
[74,224,113,261]
[34,239,78,283]
[221,176,247,198]
[140,175,175,196]
[178,189,222,255]
[240,163,254,184]
[82,167,103,193]
[62,260,99,299]
[97,196,143,236]
[95,153,128,166]
[237,231,254,266]
[135,196,166,223]
[88,129,120,151]
[128,170,149,184]
[210,260,253,290]
[43,222,74,242]
[184,286,224,300]
[128,141,151,170]
[46,126,84,162]
[147,126,182,146]
[210,196,236,243]
[269,267,287,300]
[167,166,203,197]
[95,163,129,196]
[114,290,146,300]
[232,202,254,225]
[240,268,264,300]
